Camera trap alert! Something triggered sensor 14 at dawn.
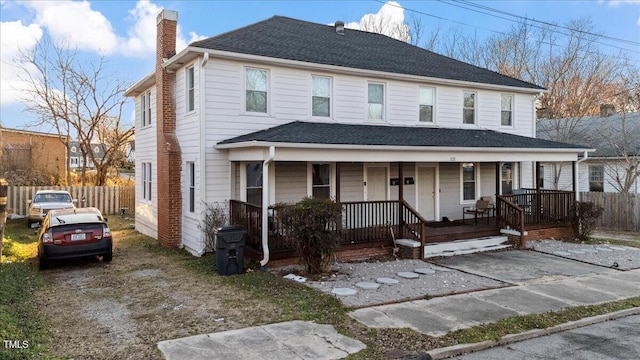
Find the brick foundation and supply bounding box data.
[508,225,575,248]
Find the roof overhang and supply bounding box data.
[124,72,155,97]
[216,141,593,163]
[158,46,547,95]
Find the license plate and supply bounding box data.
[70,233,86,241]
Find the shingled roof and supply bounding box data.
[191,16,543,91]
[218,121,588,150]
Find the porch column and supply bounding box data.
[335,162,341,204]
[535,162,541,190]
[573,160,579,201]
[495,162,500,195]
[398,162,404,237]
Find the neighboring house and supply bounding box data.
[0,126,68,180]
[125,11,590,262]
[537,110,640,193]
[68,141,106,170]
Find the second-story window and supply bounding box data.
[246,68,268,113]
[501,94,513,126]
[312,76,331,117]
[368,83,384,121]
[419,87,434,122]
[186,66,195,112]
[463,91,476,124]
[141,91,151,127]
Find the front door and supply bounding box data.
[417,167,436,220]
[365,166,388,201]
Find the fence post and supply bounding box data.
[0,179,8,262]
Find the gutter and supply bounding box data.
[260,146,275,268]
[575,151,589,201]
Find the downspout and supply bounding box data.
[260,146,275,268]
[195,52,209,256]
[575,151,589,202]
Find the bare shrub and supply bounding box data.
[197,201,229,252]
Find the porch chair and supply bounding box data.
[480,196,496,219]
[462,199,490,225]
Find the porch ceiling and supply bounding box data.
[216,121,592,163]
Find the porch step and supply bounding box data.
[423,236,510,258]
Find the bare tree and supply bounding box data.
[17,35,131,186]
[596,113,640,193]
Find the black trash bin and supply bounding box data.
[215,225,247,275]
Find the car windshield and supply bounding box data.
[34,193,72,203]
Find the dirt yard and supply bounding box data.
[36,222,280,359]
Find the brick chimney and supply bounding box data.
[156,10,182,248]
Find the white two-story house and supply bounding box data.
[125,10,590,265]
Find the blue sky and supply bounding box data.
[1,0,639,132]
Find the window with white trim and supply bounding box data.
[142,162,152,202]
[368,83,384,120]
[187,162,195,213]
[141,91,151,127]
[501,94,513,126]
[419,87,434,122]
[246,163,263,205]
[246,68,268,113]
[312,164,331,199]
[463,91,476,124]
[312,76,331,117]
[461,163,476,201]
[589,165,604,192]
[186,66,195,112]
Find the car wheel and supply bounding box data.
[39,256,48,270]
[103,250,113,262]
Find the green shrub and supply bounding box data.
[277,197,342,275]
[572,201,604,242]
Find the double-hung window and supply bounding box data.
[246,163,263,205]
[463,91,476,124]
[501,94,513,126]
[461,163,476,201]
[368,83,384,121]
[186,66,195,112]
[141,91,151,127]
[312,76,331,117]
[187,162,195,213]
[312,164,331,199]
[142,162,152,202]
[419,87,434,122]
[246,68,268,113]
[589,165,604,192]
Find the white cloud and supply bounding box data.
[637,15,640,25]
[24,0,119,54]
[0,20,42,105]
[605,0,640,7]
[345,1,409,41]
[0,0,205,106]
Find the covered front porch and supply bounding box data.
[216,121,589,266]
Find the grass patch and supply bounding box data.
[0,219,57,359]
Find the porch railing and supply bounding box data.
[497,189,575,246]
[229,199,426,258]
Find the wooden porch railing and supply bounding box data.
[497,189,575,247]
[229,199,427,258]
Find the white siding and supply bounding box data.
[339,163,364,202]
[134,86,158,239]
[540,160,640,194]
[274,162,307,203]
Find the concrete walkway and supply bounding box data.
[349,269,640,337]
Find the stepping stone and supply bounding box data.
[355,281,380,290]
[553,251,573,256]
[397,271,420,279]
[608,246,627,251]
[332,288,357,296]
[567,249,586,255]
[581,248,599,253]
[376,277,399,285]
[414,268,436,275]
[595,247,614,252]
[430,265,452,272]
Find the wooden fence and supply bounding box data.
[6,186,135,216]
[580,192,639,232]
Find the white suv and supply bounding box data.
[28,190,76,227]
